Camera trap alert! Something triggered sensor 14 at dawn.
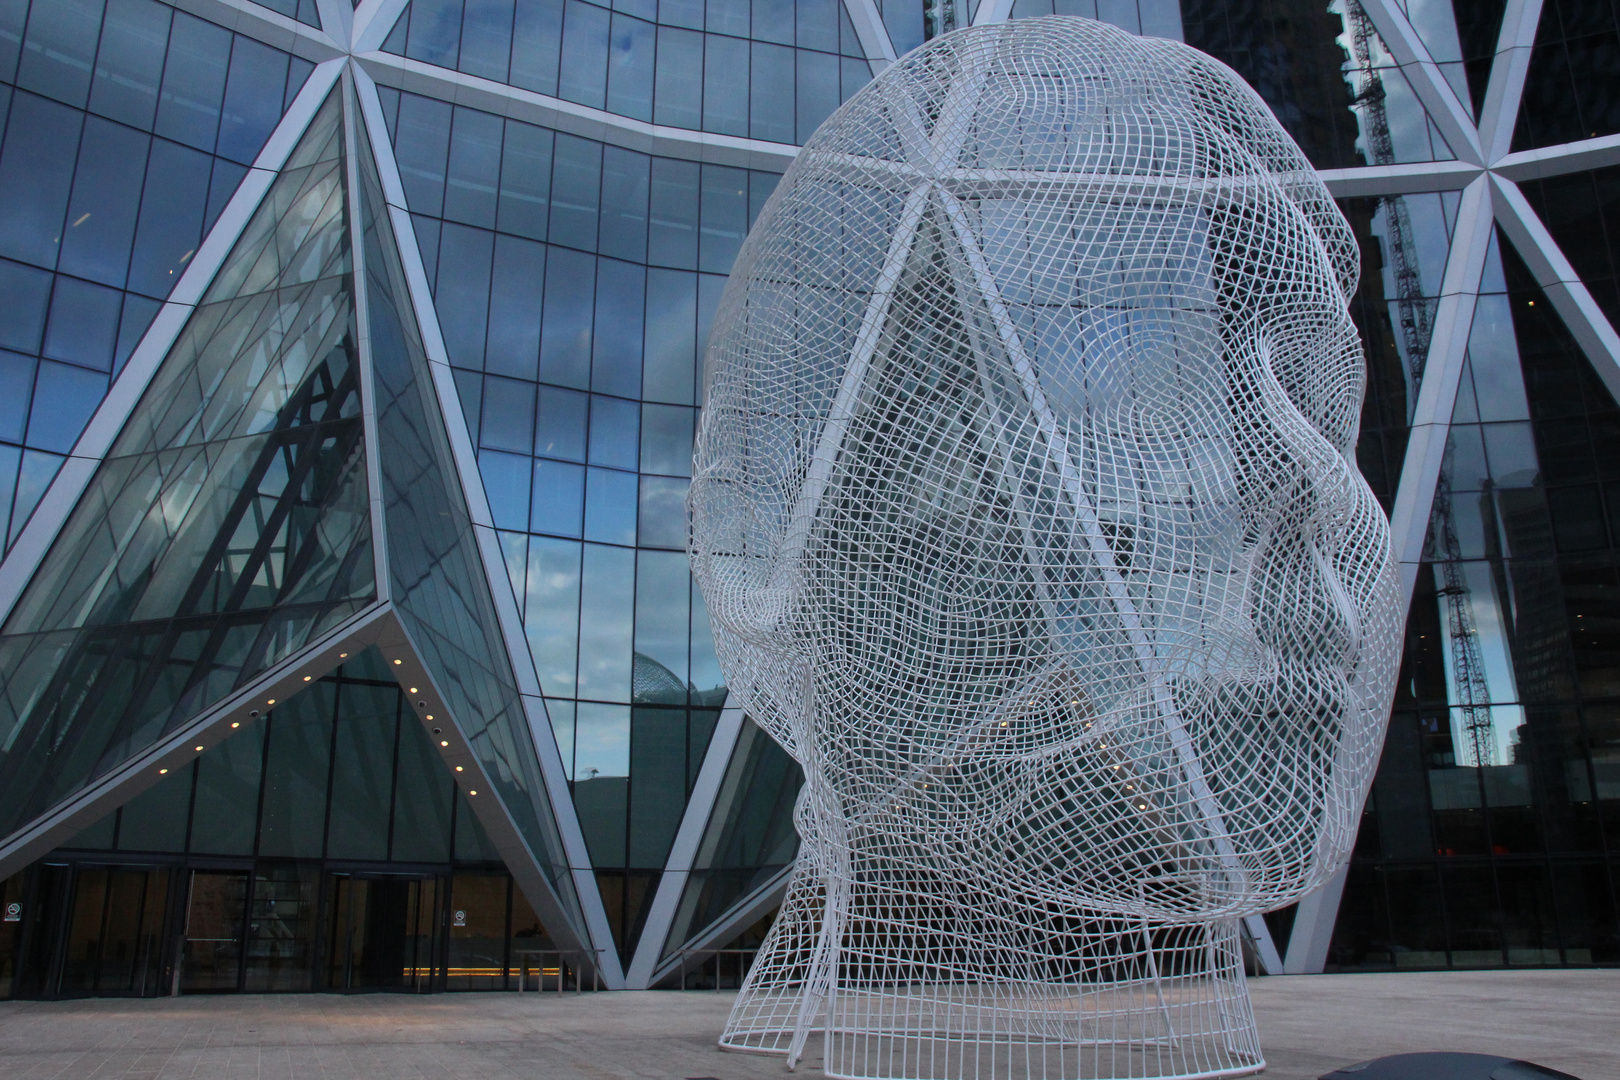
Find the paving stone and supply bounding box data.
[0,971,1608,1080]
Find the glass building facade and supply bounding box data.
[0,0,1614,997]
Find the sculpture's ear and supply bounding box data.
[1168,41,1360,304]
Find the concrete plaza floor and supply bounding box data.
[0,969,1610,1080]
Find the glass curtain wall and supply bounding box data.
[0,648,548,997]
[0,0,315,550]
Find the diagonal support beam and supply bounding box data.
[1477,0,1546,164]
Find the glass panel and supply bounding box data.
[663,718,801,960]
[0,90,374,845]
[243,862,317,991]
[1515,0,1620,151]
[445,872,508,988]
[180,869,248,991]
[355,95,583,936]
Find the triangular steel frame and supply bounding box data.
[0,0,1617,985]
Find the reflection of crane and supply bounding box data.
[1345,3,1496,764]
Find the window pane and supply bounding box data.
[445,106,504,229]
[435,223,493,368]
[588,394,638,470]
[459,0,515,83]
[407,0,465,67]
[699,164,747,274]
[558,0,610,109]
[479,374,537,453]
[583,465,637,546]
[217,37,289,165]
[796,48,839,143]
[510,0,563,95]
[531,458,584,537]
[634,548,690,696]
[703,35,749,137]
[749,41,794,143]
[155,13,230,152]
[535,384,587,460]
[642,269,696,404]
[0,93,82,269]
[578,543,635,701]
[526,539,581,697]
[258,684,336,859]
[325,681,398,862]
[127,138,211,297]
[393,705,454,863]
[640,403,694,477]
[496,120,551,241]
[485,234,544,379]
[395,94,452,218]
[606,13,654,122]
[637,475,689,550]
[648,159,699,270]
[549,133,601,252]
[592,258,643,397]
[653,26,701,129]
[540,247,595,388]
[599,146,648,263]
[16,0,102,108]
[90,0,170,130]
[189,716,265,856]
[42,278,122,374]
[59,118,148,288]
[628,706,685,866]
[481,449,533,531]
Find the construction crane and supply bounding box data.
[1345,3,1497,765]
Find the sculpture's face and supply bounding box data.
[690,18,1400,921]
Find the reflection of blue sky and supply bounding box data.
[575,701,630,778]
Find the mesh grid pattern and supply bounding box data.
[689,16,1400,1080]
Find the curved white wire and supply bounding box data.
[689,17,1401,1080]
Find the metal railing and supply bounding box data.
[672,947,758,990]
[513,949,605,993]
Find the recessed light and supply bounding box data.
[393,659,403,665]
[469,790,477,796]
[195,746,204,752]
[339,652,348,658]
[455,766,464,772]
[159,768,168,775]
[409,687,418,694]
[267,699,276,705]
[440,740,449,747]
[303,675,312,682]
[231,722,240,729]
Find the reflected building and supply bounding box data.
[0,0,1615,998]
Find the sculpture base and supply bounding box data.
[719,920,1263,1080]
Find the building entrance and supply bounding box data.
[325,874,439,991]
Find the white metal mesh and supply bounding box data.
[689,16,1401,1080]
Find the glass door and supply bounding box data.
[179,871,249,992]
[57,867,171,997]
[325,874,439,991]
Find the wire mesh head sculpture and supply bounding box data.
[689,16,1400,1080]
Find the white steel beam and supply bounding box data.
[1477,0,1545,164]
[357,53,802,173]
[1495,132,1620,181]
[352,67,625,987]
[843,0,898,65]
[1317,160,1481,197]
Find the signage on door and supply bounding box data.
[3,902,18,922]
[452,909,466,927]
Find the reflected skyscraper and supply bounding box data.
[0,0,1616,998]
